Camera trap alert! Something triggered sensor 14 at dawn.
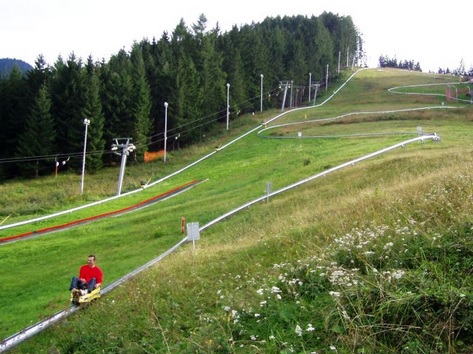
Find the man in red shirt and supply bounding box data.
[69,254,103,293]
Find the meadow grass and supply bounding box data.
[3,68,473,353]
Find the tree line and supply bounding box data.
[378,55,473,76]
[378,55,422,71]
[0,13,361,179]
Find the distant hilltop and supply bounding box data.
[0,58,33,77]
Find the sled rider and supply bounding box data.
[69,254,103,293]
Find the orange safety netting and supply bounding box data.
[144,150,165,162]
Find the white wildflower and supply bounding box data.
[393,269,405,279]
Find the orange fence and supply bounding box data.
[144,150,165,162]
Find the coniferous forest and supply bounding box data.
[0,13,361,180]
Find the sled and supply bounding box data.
[70,287,101,306]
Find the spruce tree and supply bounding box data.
[140,38,163,151]
[170,19,202,145]
[199,26,227,125]
[82,57,105,172]
[106,49,134,140]
[15,84,56,177]
[153,32,176,151]
[313,17,335,81]
[130,43,152,161]
[1,66,29,176]
[50,54,86,169]
[219,28,249,116]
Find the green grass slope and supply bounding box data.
[3,68,473,353]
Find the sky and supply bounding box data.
[1,0,471,73]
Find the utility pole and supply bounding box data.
[325,64,329,91]
[308,72,312,102]
[260,74,264,112]
[111,138,136,196]
[313,84,320,106]
[338,51,341,75]
[164,102,168,163]
[346,47,349,68]
[289,80,294,108]
[280,80,291,112]
[226,84,230,130]
[80,118,90,195]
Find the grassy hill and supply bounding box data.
[3,68,473,353]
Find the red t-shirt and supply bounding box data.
[79,265,103,284]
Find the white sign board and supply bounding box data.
[187,222,200,241]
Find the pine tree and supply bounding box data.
[25,55,52,104]
[239,25,269,112]
[219,26,249,116]
[0,66,29,178]
[153,33,175,151]
[105,49,134,140]
[262,20,287,89]
[313,17,335,81]
[15,84,56,177]
[169,19,202,145]
[199,26,227,125]
[82,57,105,172]
[130,43,152,161]
[50,54,86,169]
[140,37,163,151]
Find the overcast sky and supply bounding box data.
[1,0,471,73]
